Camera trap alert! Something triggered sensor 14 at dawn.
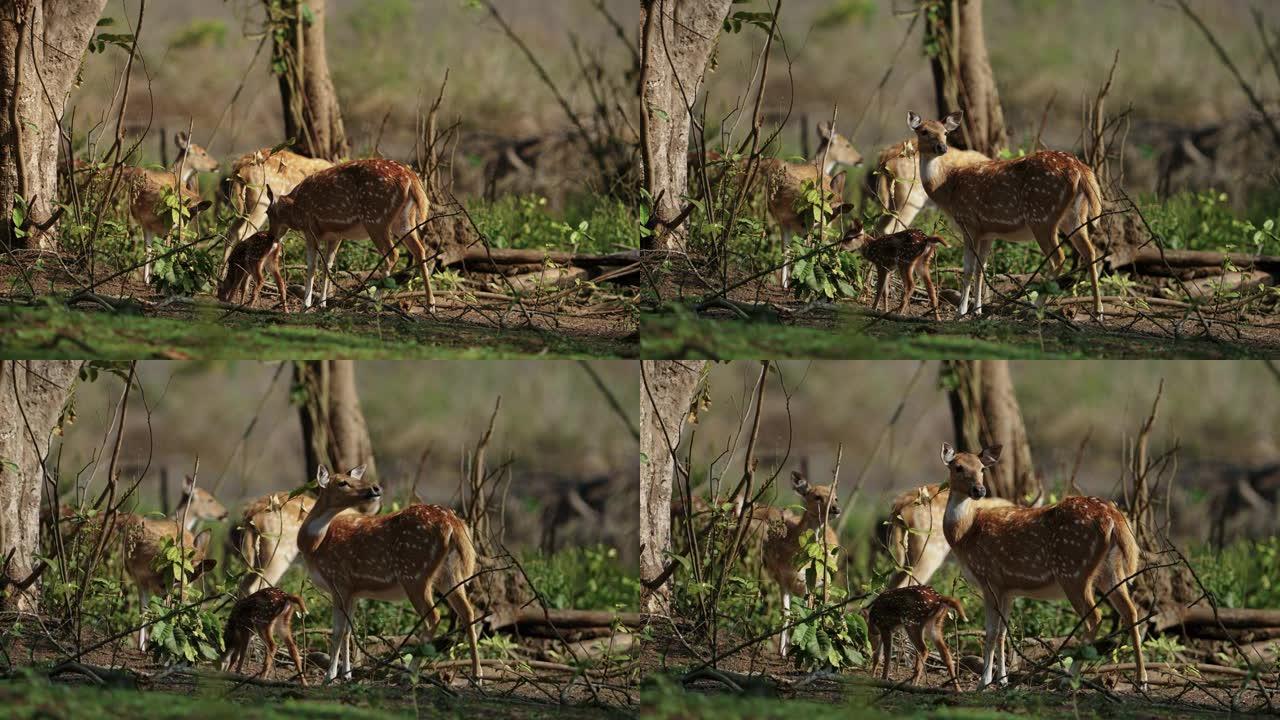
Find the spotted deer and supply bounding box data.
[218,231,286,310]
[224,147,334,260]
[880,483,1013,591]
[112,132,219,284]
[908,111,1104,319]
[759,122,864,287]
[220,586,308,683]
[763,471,841,657]
[867,585,966,687]
[940,443,1147,688]
[120,476,228,649]
[842,219,948,319]
[267,159,437,311]
[867,138,988,234]
[298,465,481,683]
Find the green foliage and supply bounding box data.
[786,530,867,672]
[523,545,638,611]
[1199,536,1280,610]
[87,18,135,55]
[144,590,223,665]
[723,2,776,35]
[1143,190,1280,256]
[168,20,228,50]
[787,179,861,302]
[814,0,877,30]
[472,194,637,255]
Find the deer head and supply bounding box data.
[839,218,870,251]
[815,121,864,171]
[174,131,220,174]
[907,111,963,157]
[791,470,840,525]
[314,464,382,513]
[176,476,228,525]
[940,442,1002,500]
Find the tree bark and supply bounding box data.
[0,0,109,250]
[639,0,734,250]
[266,0,348,161]
[943,360,1038,501]
[0,361,82,612]
[294,361,377,484]
[639,360,705,614]
[922,0,1007,156]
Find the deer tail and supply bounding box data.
[928,235,949,247]
[450,515,478,582]
[1080,167,1103,232]
[287,593,308,614]
[408,174,431,231]
[1112,509,1141,581]
[942,595,967,622]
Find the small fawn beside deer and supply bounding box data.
[298,465,481,683]
[842,220,947,320]
[867,585,966,688]
[218,231,285,310]
[908,111,1105,319]
[940,443,1147,689]
[267,159,437,312]
[220,586,308,683]
[763,471,841,657]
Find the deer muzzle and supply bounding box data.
[969,485,987,500]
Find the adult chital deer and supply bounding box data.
[907,111,1105,319]
[842,219,948,319]
[298,465,481,683]
[267,159,437,311]
[114,132,219,284]
[120,476,228,649]
[867,584,966,687]
[940,443,1147,688]
[218,231,286,309]
[220,586,308,683]
[867,138,988,234]
[880,484,1014,590]
[760,122,863,287]
[224,147,334,260]
[762,471,841,657]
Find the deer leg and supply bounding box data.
[1067,229,1103,321]
[898,261,916,315]
[974,236,992,316]
[1106,580,1147,690]
[260,624,278,678]
[920,256,941,320]
[327,599,352,681]
[908,623,928,685]
[249,264,265,308]
[320,241,341,309]
[979,593,1001,687]
[143,230,154,285]
[883,629,895,680]
[930,615,959,689]
[958,233,977,317]
[779,590,791,657]
[303,235,318,309]
[138,589,150,650]
[280,615,307,686]
[872,266,889,312]
[780,228,793,288]
[445,584,482,685]
[270,248,288,313]
[868,624,882,676]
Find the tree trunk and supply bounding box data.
[943,360,1038,501]
[0,361,82,611]
[922,0,1007,156]
[0,0,109,250]
[639,0,734,250]
[639,360,705,614]
[294,361,377,484]
[266,0,348,161]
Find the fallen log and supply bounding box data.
[1191,625,1280,642]
[488,608,644,633]
[501,267,590,294]
[1180,271,1273,297]
[1110,246,1280,273]
[444,247,642,271]
[1152,606,1280,634]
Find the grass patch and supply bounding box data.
[639,307,1270,360]
[0,302,633,359]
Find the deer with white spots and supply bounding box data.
[907,111,1105,319]
[267,159,437,311]
[298,465,481,683]
[842,219,948,319]
[866,138,988,234]
[866,584,966,687]
[880,483,1014,590]
[940,443,1147,689]
[224,147,334,261]
[762,471,841,657]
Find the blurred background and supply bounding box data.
[685,360,1280,547]
[52,360,639,565]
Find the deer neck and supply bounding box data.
[918,152,952,198]
[171,152,197,186]
[788,507,827,545]
[298,501,351,555]
[943,490,977,548]
[171,497,199,531]
[813,141,838,177]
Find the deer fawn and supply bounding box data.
[220,586,308,684]
[867,138,988,234]
[120,476,228,649]
[762,471,841,657]
[225,147,334,261]
[842,219,948,319]
[218,231,286,310]
[267,159,437,312]
[867,585,966,687]
[880,484,1014,590]
[908,111,1105,319]
[113,132,220,284]
[298,465,481,683]
[760,122,863,287]
[940,443,1147,688]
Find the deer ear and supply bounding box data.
[943,111,963,132]
[348,465,367,480]
[791,470,810,494]
[193,528,212,551]
[182,475,196,493]
[907,111,923,130]
[316,465,330,488]
[175,131,191,149]
[979,444,1003,467]
[817,121,834,139]
[941,442,957,465]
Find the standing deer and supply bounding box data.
[907,111,1104,319]
[218,231,286,310]
[842,220,948,319]
[120,476,228,649]
[220,586,308,684]
[759,122,864,287]
[224,147,334,260]
[867,138,988,234]
[113,132,219,284]
[867,584,966,687]
[762,471,841,657]
[940,443,1147,688]
[267,159,437,312]
[298,465,481,683]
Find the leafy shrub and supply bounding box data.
[786,530,867,671]
[523,544,638,611]
[473,194,636,255]
[1143,190,1280,256]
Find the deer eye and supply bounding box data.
[336,480,349,488]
